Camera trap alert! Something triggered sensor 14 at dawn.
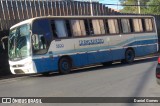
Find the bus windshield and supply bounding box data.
[8,24,31,61]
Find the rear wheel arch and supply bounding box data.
[125,48,135,54]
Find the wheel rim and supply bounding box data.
[61,61,69,71]
[126,50,134,61]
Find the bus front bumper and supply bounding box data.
[9,58,37,74]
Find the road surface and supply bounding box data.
[0,56,160,106]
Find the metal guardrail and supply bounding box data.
[0,0,118,31]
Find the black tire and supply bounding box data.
[102,61,112,66]
[58,57,72,74]
[122,49,135,64]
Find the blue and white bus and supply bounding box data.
[8,16,158,74]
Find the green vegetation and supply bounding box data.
[120,0,160,14]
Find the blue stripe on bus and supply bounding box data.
[33,44,158,73]
[52,39,157,55]
[127,39,157,46]
[116,35,157,46]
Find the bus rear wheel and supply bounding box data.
[122,49,135,64]
[58,57,72,74]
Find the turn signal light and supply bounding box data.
[158,57,160,64]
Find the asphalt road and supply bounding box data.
[0,56,160,106]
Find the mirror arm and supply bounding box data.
[1,36,8,49]
[29,30,32,36]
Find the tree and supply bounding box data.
[146,0,160,14]
[120,0,150,14]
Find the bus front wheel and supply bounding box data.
[58,57,72,74]
[122,49,135,64]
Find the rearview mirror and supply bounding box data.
[32,34,39,45]
[1,36,8,50]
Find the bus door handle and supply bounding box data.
[49,51,53,59]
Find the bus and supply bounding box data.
[8,15,158,75]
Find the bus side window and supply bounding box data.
[133,18,143,32]
[92,19,105,35]
[79,20,87,36]
[138,19,143,32]
[51,20,72,39]
[99,19,106,34]
[32,34,47,50]
[105,19,110,34]
[70,20,86,37]
[65,20,72,37]
[40,35,47,49]
[32,19,52,54]
[129,19,134,32]
[51,20,58,38]
[107,19,119,34]
[88,19,94,35]
[84,19,90,35]
[142,19,146,32]
[121,19,131,33]
[144,18,153,32]
[51,20,68,38]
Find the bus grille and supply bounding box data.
[12,65,24,68]
[14,69,25,74]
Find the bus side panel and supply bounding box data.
[87,51,112,64]
[33,59,44,73]
[142,36,158,55]
[135,44,157,57]
[143,44,158,55]
[134,47,146,57]
[73,36,109,66]
[71,53,89,67]
[111,48,125,61]
[33,57,59,73]
[134,33,158,56]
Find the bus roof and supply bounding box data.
[10,18,34,29]
[10,15,154,29]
